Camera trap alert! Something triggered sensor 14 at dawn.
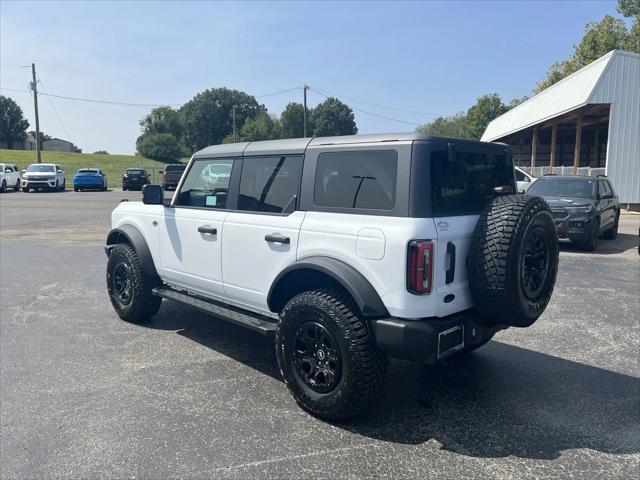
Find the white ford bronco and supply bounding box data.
[105,133,559,420]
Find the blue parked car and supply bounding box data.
[73,169,107,191]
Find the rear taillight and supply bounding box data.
[407,240,433,295]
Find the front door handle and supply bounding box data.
[198,225,217,235]
[265,234,290,244]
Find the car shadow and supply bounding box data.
[559,232,638,255]
[141,302,639,460]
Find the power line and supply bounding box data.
[36,74,71,141]
[309,87,421,126]
[0,86,30,93]
[310,86,442,117]
[255,87,301,99]
[37,92,183,108]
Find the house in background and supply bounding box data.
[482,50,639,206]
[42,138,74,152]
[0,132,37,150]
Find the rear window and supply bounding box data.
[78,169,98,174]
[314,150,397,210]
[431,148,513,216]
[126,169,145,175]
[165,165,185,172]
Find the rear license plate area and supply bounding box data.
[438,325,464,359]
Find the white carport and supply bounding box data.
[482,50,640,205]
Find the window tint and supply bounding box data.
[605,181,615,196]
[598,179,612,197]
[175,158,233,209]
[238,156,302,214]
[515,169,526,181]
[314,150,397,210]
[431,148,513,216]
[165,165,185,172]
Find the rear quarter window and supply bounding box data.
[314,150,397,210]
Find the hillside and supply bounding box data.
[0,149,173,187]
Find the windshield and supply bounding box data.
[527,178,595,198]
[165,165,185,172]
[77,169,98,175]
[27,164,55,173]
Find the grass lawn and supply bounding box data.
[0,149,174,188]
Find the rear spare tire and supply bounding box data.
[468,195,558,328]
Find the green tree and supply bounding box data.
[280,102,311,138]
[136,132,186,162]
[416,113,468,139]
[535,12,638,93]
[228,112,282,142]
[0,96,29,149]
[93,150,109,154]
[618,0,640,16]
[140,106,183,139]
[179,88,263,151]
[463,93,510,140]
[618,0,640,51]
[311,97,357,137]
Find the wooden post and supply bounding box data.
[550,122,558,169]
[518,139,524,166]
[573,115,583,175]
[531,127,538,168]
[594,127,600,167]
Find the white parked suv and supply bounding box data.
[22,163,66,192]
[0,163,21,192]
[105,133,559,420]
[515,166,536,193]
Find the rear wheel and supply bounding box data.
[602,211,619,240]
[468,195,559,328]
[106,244,162,322]
[276,289,387,421]
[0,180,5,193]
[14,179,20,191]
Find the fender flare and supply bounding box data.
[105,224,159,278]
[267,256,388,318]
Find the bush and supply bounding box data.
[136,133,186,162]
[93,150,108,154]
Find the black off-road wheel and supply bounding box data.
[106,244,161,323]
[602,212,619,240]
[468,195,559,328]
[0,180,5,193]
[276,289,387,421]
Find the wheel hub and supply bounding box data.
[521,227,550,300]
[292,321,342,393]
[112,262,133,306]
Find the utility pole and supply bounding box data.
[303,84,309,137]
[30,63,41,163]
[232,105,237,142]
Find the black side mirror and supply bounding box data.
[142,184,163,205]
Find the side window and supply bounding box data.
[598,180,608,197]
[515,169,525,181]
[238,156,302,214]
[175,158,234,209]
[314,150,397,210]
[606,181,615,196]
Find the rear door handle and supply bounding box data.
[198,225,217,235]
[265,234,290,244]
[446,241,456,284]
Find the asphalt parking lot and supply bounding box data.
[1,190,639,479]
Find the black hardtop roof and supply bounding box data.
[193,132,504,159]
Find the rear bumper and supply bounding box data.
[370,310,501,363]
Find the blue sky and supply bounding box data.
[0,0,622,154]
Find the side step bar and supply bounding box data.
[152,287,277,335]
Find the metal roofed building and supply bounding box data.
[482,50,640,205]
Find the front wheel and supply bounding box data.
[276,289,387,421]
[14,179,20,191]
[0,180,5,193]
[106,244,162,322]
[578,218,599,251]
[602,212,619,240]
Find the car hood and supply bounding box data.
[23,172,55,177]
[541,196,594,208]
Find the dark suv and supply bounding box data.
[122,168,150,191]
[161,164,186,190]
[527,175,619,251]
